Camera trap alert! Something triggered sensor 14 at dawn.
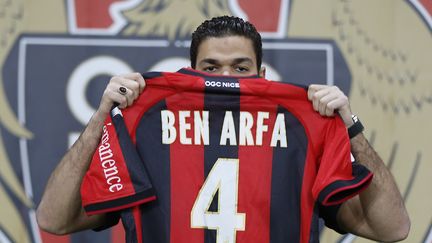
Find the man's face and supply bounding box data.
[195,36,265,77]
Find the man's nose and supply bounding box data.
[222,69,231,76]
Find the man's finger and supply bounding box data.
[116,79,139,99]
[307,85,319,100]
[121,72,146,92]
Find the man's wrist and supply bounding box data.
[348,115,364,139]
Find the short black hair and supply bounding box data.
[190,16,262,71]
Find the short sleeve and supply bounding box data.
[92,212,121,232]
[318,203,346,234]
[81,108,156,215]
[312,117,373,206]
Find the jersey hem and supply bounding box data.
[318,163,373,206]
[84,189,156,215]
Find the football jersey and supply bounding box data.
[81,68,373,243]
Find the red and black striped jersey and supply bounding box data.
[81,68,373,243]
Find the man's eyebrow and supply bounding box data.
[199,57,254,65]
[199,58,220,65]
[231,57,254,65]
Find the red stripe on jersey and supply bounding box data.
[133,206,143,243]
[166,90,205,242]
[237,87,276,243]
[124,76,176,144]
[300,146,317,243]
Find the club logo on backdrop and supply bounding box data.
[0,0,430,242]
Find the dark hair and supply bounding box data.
[190,16,262,70]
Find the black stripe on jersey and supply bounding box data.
[318,161,372,205]
[84,189,155,213]
[318,203,345,234]
[142,71,163,79]
[203,76,243,95]
[204,78,241,243]
[270,106,308,243]
[177,68,207,77]
[134,100,172,243]
[308,205,320,243]
[111,114,155,196]
[120,208,138,243]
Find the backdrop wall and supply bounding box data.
[0,0,430,242]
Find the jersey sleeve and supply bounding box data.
[81,108,156,215]
[318,203,346,234]
[312,117,373,206]
[92,211,121,232]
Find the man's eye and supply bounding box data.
[204,66,217,72]
[235,66,249,72]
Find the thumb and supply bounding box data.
[307,84,327,100]
[337,104,354,127]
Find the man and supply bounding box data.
[36,16,409,242]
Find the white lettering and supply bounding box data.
[101,126,109,144]
[98,124,124,192]
[204,80,240,88]
[160,110,287,147]
[179,111,192,144]
[101,159,116,168]
[239,112,254,146]
[194,111,209,145]
[271,114,287,147]
[161,110,210,145]
[256,112,269,146]
[104,166,120,178]
[220,111,237,145]
[161,110,177,144]
[109,184,124,192]
[99,144,113,161]
[107,176,121,185]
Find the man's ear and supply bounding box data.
[259,66,266,78]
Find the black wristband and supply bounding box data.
[348,116,364,139]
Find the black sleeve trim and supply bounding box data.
[92,212,121,232]
[318,203,346,234]
[318,162,373,206]
[84,188,156,215]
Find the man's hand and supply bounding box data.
[307,84,353,127]
[98,72,146,116]
[308,85,410,241]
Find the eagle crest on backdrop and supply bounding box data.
[0,0,66,242]
[288,0,432,242]
[0,0,431,242]
[1,0,35,242]
[0,0,232,242]
[121,0,232,38]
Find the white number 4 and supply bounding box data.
[191,158,246,243]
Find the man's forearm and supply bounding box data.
[349,133,410,241]
[36,111,107,234]
[36,73,145,234]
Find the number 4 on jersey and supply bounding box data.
[191,158,246,243]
